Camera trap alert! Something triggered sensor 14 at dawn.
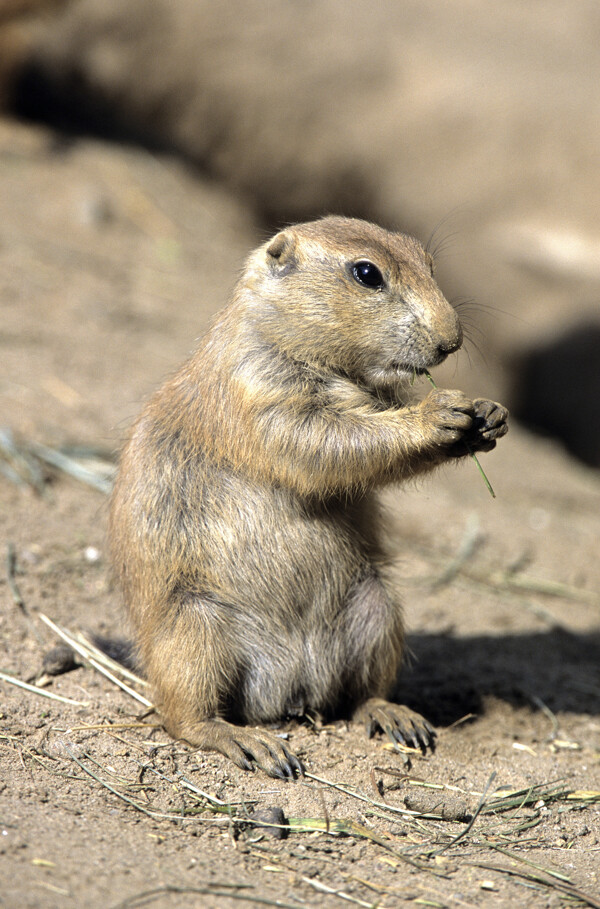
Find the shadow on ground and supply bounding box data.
[511,321,600,469]
[400,629,600,725]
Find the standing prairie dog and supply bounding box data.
[109,216,508,778]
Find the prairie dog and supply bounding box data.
[109,216,508,777]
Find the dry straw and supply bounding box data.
[423,370,496,497]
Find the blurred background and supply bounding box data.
[1,0,600,465]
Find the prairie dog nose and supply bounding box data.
[436,325,463,357]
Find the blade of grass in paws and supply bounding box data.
[424,370,496,498]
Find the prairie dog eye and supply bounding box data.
[351,260,385,289]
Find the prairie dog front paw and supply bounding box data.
[448,398,509,456]
[420,388,474,448]
[473,399,509,443]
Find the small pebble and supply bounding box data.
[248,806,288,840]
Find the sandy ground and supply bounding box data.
[0,2,599,906]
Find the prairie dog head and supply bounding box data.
[244,216,463,388]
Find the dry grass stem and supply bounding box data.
[67,722,161,732]
[304,772,436,819]
[65,748,193,822]
[423,370,496,497]
[0,430,117,494]
[486,845,572,883]
[430,514,483,588]
[404,529,597,613]
[0,669,89,706]
[494,571,599,604]
[6,541,24,608]
[482,780,571,814]
[469,861,600,909]
[429,771,496,856]
[0,426,46,494]
[177,775,229,806]
[38,613,153,707]
[73,631,149,688]
[303,877,377,908]
[85,658,152,707]
[6,543,45,644]
[28,441,115,494]
[110,884,302,909]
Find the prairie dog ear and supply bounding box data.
[266,230,297,272]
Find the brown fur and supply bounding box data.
[109,216,508,777]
